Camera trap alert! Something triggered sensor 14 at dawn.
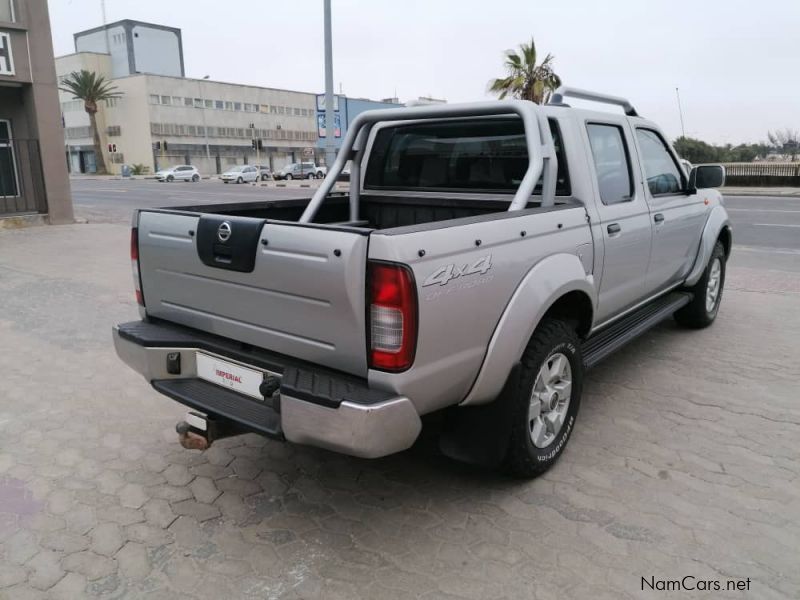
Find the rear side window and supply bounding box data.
[586,123,633,205]
[636,128,685,195]
[364,118,570,195]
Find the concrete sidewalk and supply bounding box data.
[721,186,800,196]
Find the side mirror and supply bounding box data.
[689,165,726,191]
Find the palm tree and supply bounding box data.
[59,70,123,174]
[489,38,562,104]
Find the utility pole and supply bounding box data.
[323,0,335,169]
[199,75,211,171]
[675,87,686,139]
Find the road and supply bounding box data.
[0,181,797,598]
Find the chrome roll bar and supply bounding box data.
[299,100,557,223]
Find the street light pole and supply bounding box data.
[199,75,211,171]
[323,0,335,169]
[675,87,686,139]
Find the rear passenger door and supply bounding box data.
[633,128,707,294]
[585,121,653,324]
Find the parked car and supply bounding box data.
[116,90,731,478]
[155,165,200,182]
[274,162,320,180]
[256,166,272,181]
[220,165,259,184]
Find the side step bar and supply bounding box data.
[582,292,692,369]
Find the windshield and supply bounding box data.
[227,166,245,172]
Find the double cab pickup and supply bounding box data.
[114,88,731,477]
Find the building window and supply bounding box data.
[236,128,245,138]
[187,125,196,136]
[260,104,269,113]
[233,102,242,111]
[0,0,15,22]
[184,97,193,107]
[197,126,206,136]
[160,95,171,105]
[193,98,203,108]
[225,101,233,110]
[270,106,277,114]
[104,98,118,108]
[294,108,301,116]
[65,126,92,139]
[150,123,162,134]
[244,103,252,112]
[215,100,224,109]
[0,120,18,196]
[173,96,183,105]
[149,95,160,105]
[204,99,213,108]
[106,125,121,136]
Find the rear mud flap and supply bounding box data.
[438,363,520,468]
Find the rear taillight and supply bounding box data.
[130,227,144,306]
[368,262,417,372]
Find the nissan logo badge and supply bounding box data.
[217,221,232,243]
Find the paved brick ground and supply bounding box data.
[0,223,798,599]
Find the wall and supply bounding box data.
[131,24,183,77]
[74,26,128,77]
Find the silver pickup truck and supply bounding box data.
[114,88,731,478]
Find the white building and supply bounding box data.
[57,20,318,175]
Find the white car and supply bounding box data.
[155,165,201,182]
[221,165,259,184]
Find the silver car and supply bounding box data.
[154,165,200,182]
[220,165,259,184]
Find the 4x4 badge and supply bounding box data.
[423,254,492,287]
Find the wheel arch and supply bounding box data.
[684,205,732,287]
[460,253,596,407]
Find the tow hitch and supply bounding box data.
[175,412,243,450]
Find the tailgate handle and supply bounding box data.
[196,216,265,273]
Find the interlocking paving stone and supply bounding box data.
[1,220,799,599]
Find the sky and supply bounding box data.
[47,0,800,145]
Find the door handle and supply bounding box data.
[654,213,665,223]
[607,223,621,235]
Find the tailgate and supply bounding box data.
[136,210,369,376]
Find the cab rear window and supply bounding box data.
[364,117,570,195]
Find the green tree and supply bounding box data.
[488,38,561,104]
[59,70,123,174]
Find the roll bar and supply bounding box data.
[549,86,639,117]
[299,100,557,223]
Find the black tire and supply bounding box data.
[236,176,243,184]
[674,241,726,329]
[503,319,583,478]
[285,173,293,181]
[192,174,199,182]
[315,172,324,179]
[166,175,174,182]
[223,180,229,184]
[307,172,315,180]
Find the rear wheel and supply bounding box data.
[503,319,583,478]
[237,176,243,184]
[307,172,315,180]
[166,175,174,182]
[285,173,293,180]
[315,172,324,179]
[674,241,726,328]
[192,174,199,182]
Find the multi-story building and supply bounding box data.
[58,20,320,175]
[0,0,72,223]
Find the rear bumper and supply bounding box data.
[112,320,421,458]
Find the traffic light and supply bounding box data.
[154,141,161,150]
[107,143,113,152]
[112,144,117,153]
[251,139,257,150]
[257,139,263,151]
[163,141,168,151]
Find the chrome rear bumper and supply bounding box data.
[113,322,421,459]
